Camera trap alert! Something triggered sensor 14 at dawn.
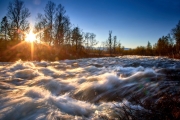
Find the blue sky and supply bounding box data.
[0,0,180,48]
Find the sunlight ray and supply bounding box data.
[31,42,34,61]
[25,29,36,43]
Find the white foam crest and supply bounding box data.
[93,101,124,119]
[85,66,99,72]
[49,94,96,117]
[73,73,122,101]
[38,67,55,75]
[120,68,156,82]
[24,87,51,99]
[37,66,64,77]
[0,66,3,69]
[43,79,75,95]
[24,76,53,87]
[0,82,15,89]
[93,100,145,119]
[66,67,84,73]
[25,76,76,95]
[13,69,41,79]
[64,59,76,63]
[38,66,75,78]
[45,110,75,120]
[35,60,49,67]
[8,61,35,71]
[49,61,61,65]
[116,66,144,73]
[0,97,47,120]
[95,73,121,90]
[76,73,121,91]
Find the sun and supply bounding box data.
[25,30,36,42]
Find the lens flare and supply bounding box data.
[25,30,36,42]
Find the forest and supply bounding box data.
[0,0,180,61]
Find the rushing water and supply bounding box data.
[0,56,180,119]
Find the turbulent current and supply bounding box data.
[0,56,180,120]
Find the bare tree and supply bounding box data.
[71,27,83,54]
[44,1,56,45]
[84,32,97,53]
[89,33,98,50]
[34,13,47,43]
[117,40,122,54]
[63,16,71,45]
[113,36,117,54]
[7,0,30,41]
[0,16,9,40]
[107,31,112,56]
[54,4,70,46]
[84,32,90,52]
[172,20,180,56]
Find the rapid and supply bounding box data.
[0,56,180,119]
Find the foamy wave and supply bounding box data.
[0,56,180,119]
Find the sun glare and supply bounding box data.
[25,30,36,42]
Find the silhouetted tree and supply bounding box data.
[44,1,56,45]
[7,0,30,41]
[117,40,122,54]
[34,13,46,43]
[89,33,98,52]
[71,27,83,54]
[84,32,90,52]
[146,41,153,55]
[54,4,70,46]
[0,16,9,40]
[107,31,112,56]
[154,36,169,56]
[95,42,105,57]
[135,46,146,55]
[166,34,175,57]
[84,32,97,53]
[172,21,180,56]
[113,36,117,54]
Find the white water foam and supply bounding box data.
[0,56,180,119]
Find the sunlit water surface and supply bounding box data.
[0,56,180,119]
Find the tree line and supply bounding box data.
[123,23,180,58]
[0,0,180,61]
[0,0,124,61]
[108,20,180,58]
